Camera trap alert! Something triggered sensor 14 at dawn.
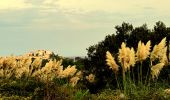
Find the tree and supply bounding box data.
[84,21,170,92]
[127,24,151,49]
[115,22,133,46]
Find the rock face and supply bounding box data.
[24,50,55,59]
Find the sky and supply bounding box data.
[0,0,170,57]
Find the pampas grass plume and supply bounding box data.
[106,51,119,73]
[86,73,95,83]
[151,63,165,79]
[136,40,151,62]
[150,37,167,62]
[118,42,136,71]
[70,76,80,87]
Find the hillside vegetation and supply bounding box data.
[0,21,170,100]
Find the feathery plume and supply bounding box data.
[75,71,83,78]
[129,47,136,67]
[150,37,167,63]
[106,51,119,73]
[31,69,42,78]
[58,65,77,78]
[160,47,168,65]
[118,42,136,71]
[31,57,42,69]
[164,88,170,95]
[151,63,164,79]
[53,59,63,75]
[0,69,4,77]
[118,42,128,71]
[0,57,17,79]
[86,73,95,83]
[136,40,151,62]
[70,76,80,87]
[32,60,63,81]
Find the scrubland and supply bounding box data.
[0,37,169,100]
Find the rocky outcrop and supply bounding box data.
[0,50,57,70]
[24,50,55,59]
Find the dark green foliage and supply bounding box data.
[62,58,74,68]
[0,78,91,99]
[62,57,85,70]
[0,78,43,98]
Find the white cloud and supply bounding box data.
[1,0,170,14]
[42,0,170,14]
[43,0,55,4]
[0,0,33,10]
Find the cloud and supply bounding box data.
[43,0,55,4]
[0,0,33,10]
[1,0,170,57]
[1,0,170,14]
[41,0,170,14]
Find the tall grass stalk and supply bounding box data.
[122,62,126,90]
[137,64,140,85]
[115,73,121,91]
[131,68,135,84]
[140,62,143,84]
[144,61,151,85]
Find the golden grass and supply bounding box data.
[106,37,169,81]
[86,73,95,83]
[106,51,119,73]
[0,54,81,87]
